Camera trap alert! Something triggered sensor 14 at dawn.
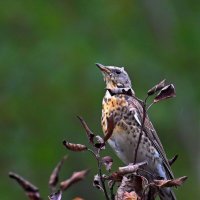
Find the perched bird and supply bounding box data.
[97,63,176,200]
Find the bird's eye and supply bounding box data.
[115,70,121,75]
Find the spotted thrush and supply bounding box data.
[97,63,176,200]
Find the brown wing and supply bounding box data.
[127,95,174,179]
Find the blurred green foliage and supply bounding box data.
[0,0,199,199]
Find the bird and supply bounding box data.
[96,63,176,200]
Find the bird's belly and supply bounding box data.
[108,133,134,164]
[108,130,166,179]
[108,130,145,164]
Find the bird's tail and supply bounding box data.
[159,187,176,200]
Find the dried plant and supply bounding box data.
[9,155,89,200]
[9,79,187,200]
[62,79,186,200]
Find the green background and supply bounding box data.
[0,1,199,199]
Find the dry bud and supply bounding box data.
[147,79,166,96]
[49,155,68,189]
[9,172,41,200]
[77,116,95,144]
[154,84,176,103]
[63,141,87,152]
[60,169,89,191]
[153,176,188,188]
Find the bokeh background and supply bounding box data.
[1,1,200,199]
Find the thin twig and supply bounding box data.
[110,181,115,200]
[87,148,110,200]
[98,159,110,200]
[87,149,99,161]
[134,96,149,164]
[146,102,154,111]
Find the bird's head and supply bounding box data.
[96,63,132,90]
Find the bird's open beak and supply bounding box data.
[96,63,110,74]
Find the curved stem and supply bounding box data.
[147,102,154,111]
[87,148,110,200]
[110,181,115,200]
[134,96,149,164]
[97,158,110,200]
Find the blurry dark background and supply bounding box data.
[0,1,199,199]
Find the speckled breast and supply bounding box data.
[102,92,127,134]
[101,91,162,169]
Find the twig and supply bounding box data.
[98,159,110,200]
[146,102,154,111]
[134,96,149,164]
[77,116,110,199]
[110,181,115,200]
[90,149,110,200]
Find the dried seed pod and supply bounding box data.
[147,79,166,96]
[9,172,41,200]
[60,169,89,191]
[154,84,176,103]
[63,141,87,152]
[77,116,95,144]
[49,155,68,190]
[153,176,188,188]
